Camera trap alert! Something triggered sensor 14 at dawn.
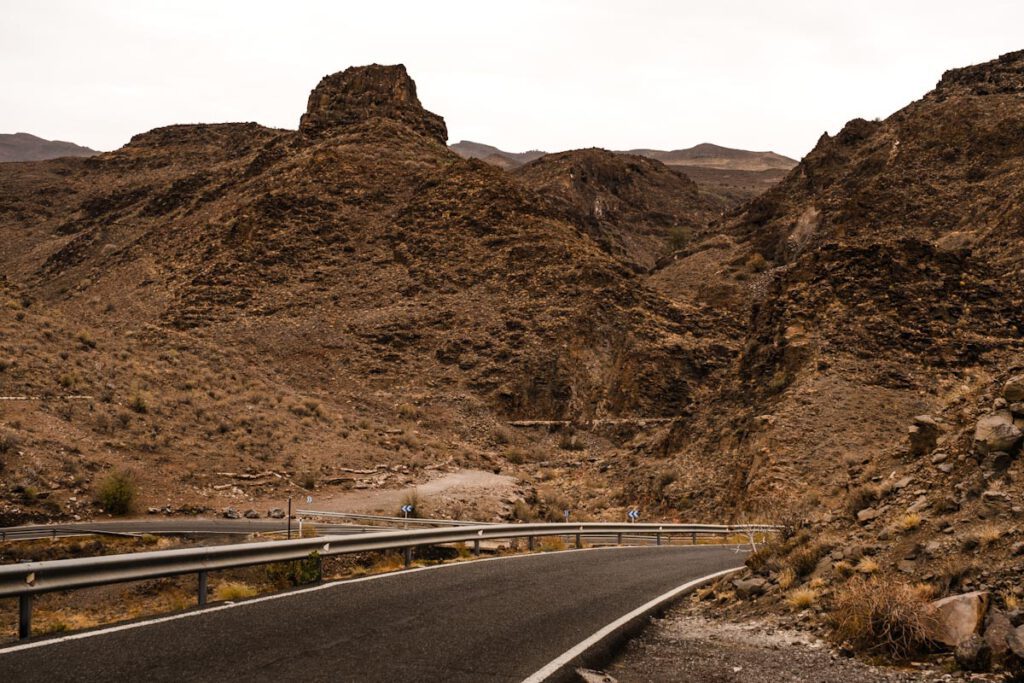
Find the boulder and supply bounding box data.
[1009,624,1024,658]
[733,577,767,599]
[857,507,880,523]
[1004,374,1024,402]
[929,591,990,647]
[973,411,1022,455]
[268,508,286,519]
[982,490,1012,507]
[984,609,1015,663]
[983,451,1013,473]
[243,509,260,519]
[222,507,240,520]
[955,634,991,672]
[1009,402,1024,416]
[909,416,940,456]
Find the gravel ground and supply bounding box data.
[602,610,981,683]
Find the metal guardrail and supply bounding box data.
[0,522,778,640]
[295,509,492,527]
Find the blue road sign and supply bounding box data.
[628,509,639,521]
[401,504,414,514]
[563,509,570,521]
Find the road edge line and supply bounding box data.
[521,565,745,683]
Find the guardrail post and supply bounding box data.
[656,533,662,546]
[691,531,696,545]
[617,533,622,545]
[403,546,413,568]
[473,540,480,556]
[575,533,581,549]
[18,594,31,640]
[197,570,208,606]
[528,536,535,551]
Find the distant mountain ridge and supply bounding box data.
[450,139,796,171]
[450,140,797,208]
[0,132,97,162]
[623,142,796,171]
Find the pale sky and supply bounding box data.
[2,0,1022,160]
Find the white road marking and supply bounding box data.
[0,544,741,656]
[521,565,746,682]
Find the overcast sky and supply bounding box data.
[2,1,1022,160]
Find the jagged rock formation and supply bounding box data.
[299,64,447,143]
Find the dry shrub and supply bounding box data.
[976,523,1003,548]
[831,577,938,660]
[788,542,828,578]
[845,485,878,517]
[935,556,977,595]
[539,536,566,552]
[213,581,257,601]
[856,557,880,575]
[833,561,855,579]
[778,567,797,590]
[787,588,817,610]
[95,468,137,515]
[895,513,922,533]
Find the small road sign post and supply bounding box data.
[287,498,292,540]
[401,504,414,529]
[627,509,639,523]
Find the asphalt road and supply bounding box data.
[0,546,744,682]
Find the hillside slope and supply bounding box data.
[654,50,1024,590]
[0,65,732,524]
[0,132,97,162]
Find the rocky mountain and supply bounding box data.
[0,64,732,524]
[624,142,796,171]
[513,148,715,271]
[642,52,1024,655]
[0,132,97,162]
[451,139,797,208]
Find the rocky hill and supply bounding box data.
[630,50,1024,673]
[513,148,715,271]
[451,140,797,208]
[0,64,733,525]
[0,132,97,162]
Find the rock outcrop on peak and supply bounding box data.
[299,64,447,143]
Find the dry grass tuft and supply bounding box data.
[539,536,567,552]
[787,588,817,610]
[831,577,938,660]
[856,557,880,575]
[777,567,797,590]
[895,513,922,533]
[213,581,258,602]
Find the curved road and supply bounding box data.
[0,546,744,682]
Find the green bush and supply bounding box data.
[96,469,137,515]
[266,551,321,587]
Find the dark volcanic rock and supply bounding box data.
[299,64,447,143]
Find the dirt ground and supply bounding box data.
[604,609,980,683]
